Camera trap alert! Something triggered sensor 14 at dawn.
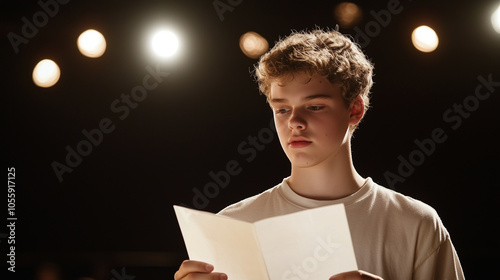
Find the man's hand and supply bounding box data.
[330,270,384,280]
[174,260,227,280]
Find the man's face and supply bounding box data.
[269,72,353,168]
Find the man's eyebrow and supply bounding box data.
[304,94,333,101]
[269,94,332,104]
[269,98,287,104]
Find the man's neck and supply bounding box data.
[287,143,365,200]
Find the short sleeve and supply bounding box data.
[412,222,465,279]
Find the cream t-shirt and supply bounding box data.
[218,177,465,280]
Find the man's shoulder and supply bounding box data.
[371,183,448,236]
[217,181,283,222]
[376,185,438,215]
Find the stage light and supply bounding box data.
[151,30,179,58]
[334,2,362,29]
[77,29,106,58]
[32,59,60,88]
[411,26,439,53]
[492,4,500,34]
[239,31,269,59]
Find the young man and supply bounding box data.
[174,29,465,280]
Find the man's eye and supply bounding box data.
[308,106,324,111]
[276,108,290,114]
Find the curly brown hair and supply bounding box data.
[255,29,374,114]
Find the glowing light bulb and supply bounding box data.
[239,31,269,59]
[33,59,60,88]
[411,26,439,53]
[77,29,106,58]
[492,5,500,34]
[334,2,362,29]
[151,30,179,58]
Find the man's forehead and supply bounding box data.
[269,74,339,98]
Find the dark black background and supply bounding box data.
[1,0,499,279]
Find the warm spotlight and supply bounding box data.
[33,59,60,88]
[411,26,439,53]
[151,30,179,58]
[492,5,500,34]
[77,29,106,58]
[239,31,269,59]
[334,2,362,29]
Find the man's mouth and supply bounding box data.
[289,141,312,148]
[288,136,312,148]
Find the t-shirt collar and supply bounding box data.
[278,177,374,209]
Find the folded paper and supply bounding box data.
[174,204,357,280]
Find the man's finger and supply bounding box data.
[176,272,227,280]
[174,260,214,280]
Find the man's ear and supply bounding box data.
[349,96,365,126]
